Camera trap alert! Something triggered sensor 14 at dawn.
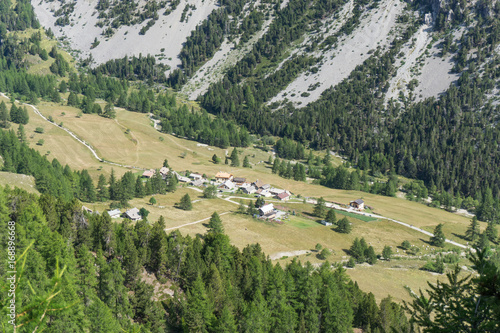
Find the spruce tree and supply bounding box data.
[0,101,10,128]
[272,158,280,174]
[431,223,446,247]
[166,171,178,192]
[325,209,336,224]
[465,216,480,242]
[208,212,224,234]
[178,193,192,210]
[247,200,258,216]
[313,197,327,218]
[97,174,109,201]
[17,124,26,143]
[230,148,240,167]
[382,246,392,261]
[485,222,498,243]
[243,155,251,168]
[336,217,352,234]
[135,176,145,198]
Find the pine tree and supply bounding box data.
[178,193,192,210]
[17,124,26,143]
[476,232,490,250]
[431,223,446,247]
[485,222,498,243]
[325,209,336,224]
[212,154,221,164]
[97,174,109,201]
[203,185,217,199]
[272,158,280,174]
[465,216,480,242]
[149,196,157,205]
[18,106,29,124]
[103,102,116,118]
[9,103,18,123]
[208,212,224,234]
[183,274,215,332]
[0,101,10,128]
[313,197,327,218]
[230,148,240,167]
[135,176,144,198]
[166,171,178,192]
[247,200,258,216]
[477,187,496,222]
[243,155,251,168]
[382,246,392,260]
[108,169,117,200]
[365,246,377,265]
[336,217,352,234]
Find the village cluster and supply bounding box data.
[104,168,295,222]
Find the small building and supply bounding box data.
[142,169,156,178]
[174,172,190,182]
[243,186,257,195]
[159,167,170,178]
[219,180,236,191]
[215,171,233,182]
[253,179,266,189]
[107,209,121,218]
[256,189,272,197]
[233,177,246,185]
[259,203,275,216]
[269,188,285,195]
[277,192,291,201]
[189,173,203,180]
[320,220,333,226]
[350,199,365,210]
[190,179,206,187]
[125,208,142,221]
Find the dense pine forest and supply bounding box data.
[1,183,500,331]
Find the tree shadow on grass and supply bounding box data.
[452,233,468,242]
[419,238,434,246]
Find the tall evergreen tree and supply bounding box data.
[17,124,26,143]
[465,216,480,242]
[0,101,10,128]
[430,223,446,247]
[230,148,240,167]
[208,212,224,234]
[178,193,192,210]
[485,222,498,244]
[313,197,327,218]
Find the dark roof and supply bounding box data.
[351,199,364,205]
[233,177,246,183]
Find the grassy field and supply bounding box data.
[0,171,38,194]
[3,96,482,305]
[22,98,486,245]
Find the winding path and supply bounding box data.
[220,194,467,249]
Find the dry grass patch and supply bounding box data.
[0,171,38,194]
[346,260,445,304]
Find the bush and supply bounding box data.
[421,256,444,274]
[318,248,331,260]
[35,127,44,133]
